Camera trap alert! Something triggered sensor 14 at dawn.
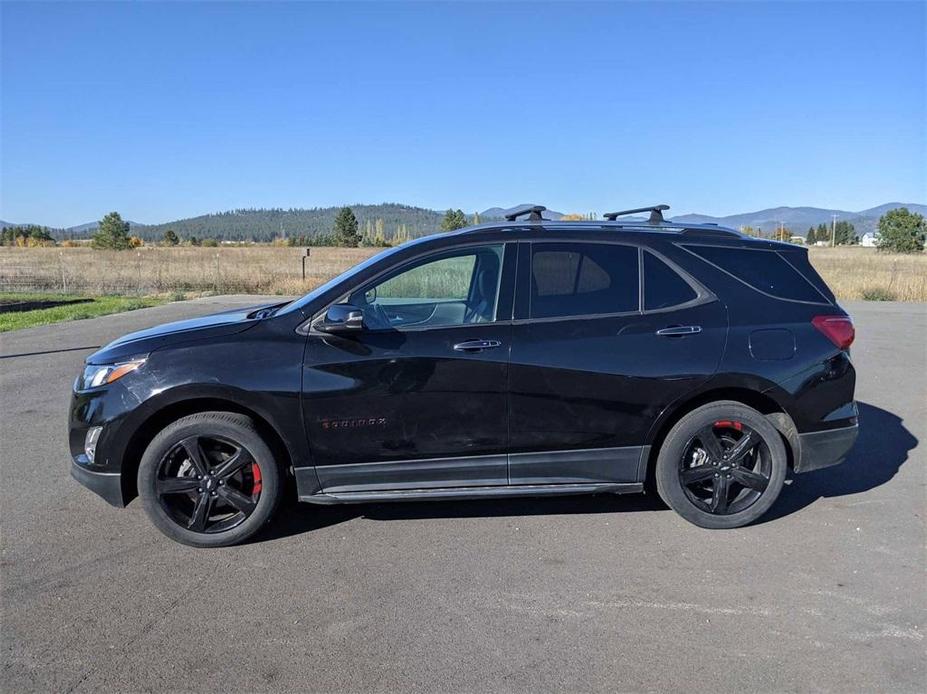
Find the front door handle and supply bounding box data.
[656,325,702,337]
[453,339,503,352]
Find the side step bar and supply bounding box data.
[300,482,643,505]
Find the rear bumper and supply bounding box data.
[71,460,125,507]
[794,423,859,473]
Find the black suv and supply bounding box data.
[70,205,858,546]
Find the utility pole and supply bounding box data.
[831,213,838,247]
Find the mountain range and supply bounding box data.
[2,202,924,242]
[669,202,927,235]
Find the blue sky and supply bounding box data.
[1,1,924,227]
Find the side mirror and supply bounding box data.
[316,303,365,333]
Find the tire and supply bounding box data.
[655,401,787,529]
[138,412,282,547]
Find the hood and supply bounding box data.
[87,305,271,364]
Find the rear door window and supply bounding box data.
[643,252,698,310]
[684,245,827,303]
[530,243,639,318]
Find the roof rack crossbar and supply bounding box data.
[603,204,670,224]
[504,205,547,222]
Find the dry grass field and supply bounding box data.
[0,244,924,301]
[806,247,927,301]
[0,246,379,297]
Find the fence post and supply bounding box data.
[59,251,67,294]
[137,250,142,295]
[302,247,310,280]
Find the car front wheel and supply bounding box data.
[138,411,281,547]
[655,401,787,529]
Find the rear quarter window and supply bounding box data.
[684,245,828,303]
[643,252,698,310]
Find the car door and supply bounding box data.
[508,241,726,485]
[302,242,515,493]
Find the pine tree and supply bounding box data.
[817,223,829,245]
[834,221,857,245]
[441,209,468,231]
[332,207,361,247]
[92,212,132,250]
[806,226,816,245]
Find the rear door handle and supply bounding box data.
[453,339,502,352]
[656,325,702,337]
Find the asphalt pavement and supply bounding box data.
[1,296,924,693]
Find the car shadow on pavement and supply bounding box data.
[761,400,917,523]
[256,400,915,542]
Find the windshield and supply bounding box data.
[275,244,406,317]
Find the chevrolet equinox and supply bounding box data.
[69,204,859,546]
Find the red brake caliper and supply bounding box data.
[251,463,262,496]
[714,420,743,431]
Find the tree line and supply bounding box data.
[136,204,450,243]
[84,207,472,250]
[283,207,476,248]
[8,207,925,253]
[805,221,858,246]
[1,225,56,247]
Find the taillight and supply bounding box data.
[812,315,855,350]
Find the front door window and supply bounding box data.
[350,245,504,330]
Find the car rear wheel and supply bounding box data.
[138,412,281,547]
[655,401,787,529]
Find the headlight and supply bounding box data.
[81,357,147,389]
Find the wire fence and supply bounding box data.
[0,246,380,296]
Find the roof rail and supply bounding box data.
[505,205,547,222]
[603,204,670,224]
[680,226,741,237]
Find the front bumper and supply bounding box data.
[794,423,859,473]
[69,379,139,506]
[71,460,125,507]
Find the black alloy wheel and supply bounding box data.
[678,420,772,515]
[139,412,281,547]
[155,435,262,534]
[655,401,787,529]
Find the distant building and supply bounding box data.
[789,236,806,244]
[860,232,878,247]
